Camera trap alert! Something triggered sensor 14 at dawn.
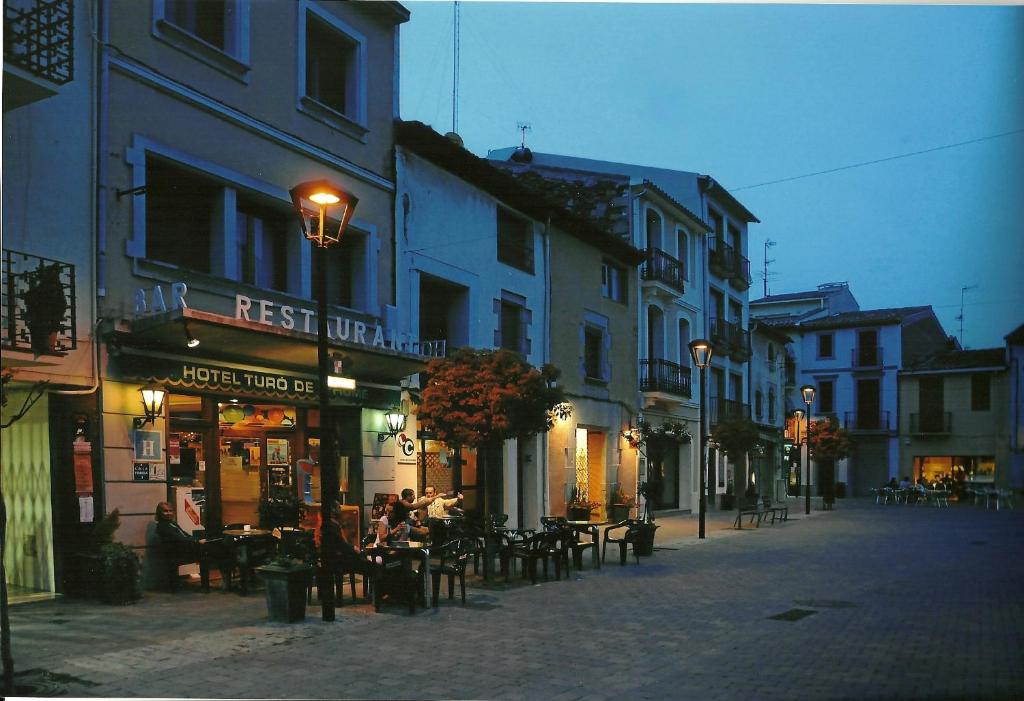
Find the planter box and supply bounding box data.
[610,505,631,523]
[566,507,592,521]
[634,523,659,556]
[256,564,312,623]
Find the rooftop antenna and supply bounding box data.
[956,284,978,348]
[452,1,460,134]
[762,238,776,297]
[517,122,532,149]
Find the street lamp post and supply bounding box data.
[290,180,358,622]
[800,384,816,516]
[689,339,713,539]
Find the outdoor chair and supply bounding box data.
[602,520,642,566]
[566,523,600,571]
[430,538,474,607]
[508,531,561,584]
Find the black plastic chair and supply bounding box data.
[602,520,642,566]
[430,538,474,607]
[508,532,561,584]
[566,523,601,571]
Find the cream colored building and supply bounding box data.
[899,348,1010,490]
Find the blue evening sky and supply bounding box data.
[399,2,1024,350]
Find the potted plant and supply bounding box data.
[99,541,143,605]
[256,554,312,622]
[609,485,634,523]
[258,494,302,530]
[720,480,736,510]
[633,482,660,555]
[566,486,600,521]
[20,263,67,355]
[64,509,142,604]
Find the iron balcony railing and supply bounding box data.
[710,317,750,360]
[731,251,752,290]
[909,412,952,435]
[641,248,685,294]
[710,397,750,424]
[844,410,890,432]
[639,358,692,398]
[4,0,74,85]
[852,345,883,368]
[708,236,737,278]
[2,248,77,354]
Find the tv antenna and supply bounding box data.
[517,122,532,149]
[762,238,777,297]
[956,284,977,348]
[452,1,460,134]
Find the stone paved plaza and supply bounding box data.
[8,498,1024,700]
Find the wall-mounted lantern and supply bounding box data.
[134,382,166,429]
[377,407,407,442]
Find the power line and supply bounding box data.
[733,128,1024,191]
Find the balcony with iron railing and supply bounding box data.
[4,0,74,88]
[844,410,890,433]
[710,397,750,425]
[708,236,737,279]
[641,248,685,295]
[729,251,752,291]
[909,412,952,435]
[2,248,77,355]
[639,358,692,398]
[852,345,883,369]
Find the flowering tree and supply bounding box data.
[416,348,565,578]
[807,416,851,462]
[807,416,850,503]
[709,414,760,458]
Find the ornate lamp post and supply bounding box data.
[800,384,816,516]
[689,339,713,539]
[290,179,358,622]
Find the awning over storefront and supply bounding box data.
[113,308,430,384]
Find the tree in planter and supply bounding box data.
[709,415,760,509]
[20,263,68,356]
[415,348,566,578]
[807,417,851,505]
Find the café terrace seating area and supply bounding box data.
[871,483,1014,511]
[155,511,660,615]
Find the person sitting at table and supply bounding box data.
[898,475,911,490]
[375,501,409,546]
[155,501,202,562]
[424,485,463,520]
[885,477,899,490]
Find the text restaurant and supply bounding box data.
[110,293,436,541]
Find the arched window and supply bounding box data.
[676,228,689,280]
[646,209,662,251]
[678,318,691,367]
[647,305,664,360]
[755,390,764,420]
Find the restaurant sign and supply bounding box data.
[116,355,399,407]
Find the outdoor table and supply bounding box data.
[222,528,275,595]
[367,542,430,610]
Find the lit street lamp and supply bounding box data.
[800,384,816,516]
[689,339,713,539]
[290,179,358,622]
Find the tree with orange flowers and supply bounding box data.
[807,416,850,504]
[416,348,566,577]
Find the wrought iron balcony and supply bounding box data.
[641,248,685,294]
[844,410,890,432]
[730,251,752,290]
[852,345,883,368]
[4,0,74,85]
[2,248,77,354]
[909,412,952,435]
[708,236,737,278]
[710,397,750,424]
[639,358,692,398]
[710,317,750,362]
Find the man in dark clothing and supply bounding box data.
[155,501,201,562]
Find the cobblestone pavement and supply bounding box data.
[8,498,1024,700]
